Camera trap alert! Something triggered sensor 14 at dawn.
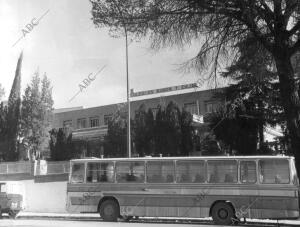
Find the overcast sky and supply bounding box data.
[0,0,226,109]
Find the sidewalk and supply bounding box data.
[247,218,300,226]
[17,211,100,220]
[16,212,300,225]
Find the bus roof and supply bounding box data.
[70,155,294,163]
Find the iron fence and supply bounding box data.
[0,162,32,174]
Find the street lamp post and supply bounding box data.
[124,26,131,158]
[112,0,131,158]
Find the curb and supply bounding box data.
[15,214,300,226]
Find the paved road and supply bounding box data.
[0,219,234,227]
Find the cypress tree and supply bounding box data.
[154,105,166,156]
[165,101,181,156]
[145,109,155,155]
[133,104,148,157]
[180,109,193,156]
[0,103,8,160]
[21,71,54,160]
[6,52,23,161]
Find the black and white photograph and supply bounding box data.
[0,0,300,226]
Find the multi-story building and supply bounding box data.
[52,85,224,157]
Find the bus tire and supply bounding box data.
[123,215,133,222]
[100,200,119,222]
[211,202,235,225]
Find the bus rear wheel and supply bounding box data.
[100,200,119,222]
[211,202,235,225]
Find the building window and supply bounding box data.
[150,108,158,119]
[184,102,198,115]
[206,103,213,113]
[77,118,86,129]
[206,101,218,113]
[63,120,72,128]
[90,117,99,128]
[104,114,113,125]
[205,101,220,113]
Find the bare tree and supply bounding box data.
[90,0,300,170]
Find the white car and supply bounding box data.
[0,182,23,219]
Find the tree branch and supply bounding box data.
[288,21,300,37]
[290,38,300,55]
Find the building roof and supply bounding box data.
[70,155,293,162]
[53,87,224,116]
[53,106,83,114]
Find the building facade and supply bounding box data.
[52,87,224,157]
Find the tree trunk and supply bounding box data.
[274,54,300,175]
[258,122,264,151]
[258,99,265,152]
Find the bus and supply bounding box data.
[66,156,299,225]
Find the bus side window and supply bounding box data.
[207,160,237,183]
[176,160,205,183]
[71,163,85,183]
[275,175,282,183]
[224,174,234,183]
[147,161,174,183]
[259,159,290,184]
[116,161,144,183]
[166,174,174,183]
[100,163,114,183]
[86,162,114,183]
[150,174,161,183]
[240,161,256,184]
[193,174,204,183]
[180,174,190,183]
[209,174,218,183]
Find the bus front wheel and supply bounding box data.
[100,200,120,222]
[8,210,18,219]
[211,202,235,225]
